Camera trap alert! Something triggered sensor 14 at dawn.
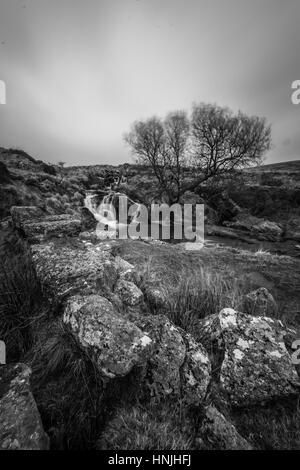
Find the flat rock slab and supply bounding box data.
[199,308,300,407]
[31,241,117,301]
[0,364,49,450]
[11,206,82,242]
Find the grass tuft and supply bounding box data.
[97,401,194,450]
[0,228,43,360]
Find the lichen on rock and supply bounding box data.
[0,364,49,450]
[63,294,152,378]
[199,308,300,407]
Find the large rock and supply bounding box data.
[243,287,278,317]
[31,240,117,302]
[11,206,81,242]
[225,214,283,241]
[199,308,299,407]
[197,405,252,450]
[0,364,49,450]
[136,315,211,405]
[63,294,152,379]
[252,220,283,241]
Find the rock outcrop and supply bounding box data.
[23,209,211,406]
[11,206,81,243]
[199,308,299,407]
[0,364,49,450]
[6,205,300,451]
[31,240,116,302]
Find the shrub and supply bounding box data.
[45,196,64,213]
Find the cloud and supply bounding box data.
[0,0,299,165]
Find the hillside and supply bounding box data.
[1,147,300,450]
[0,148,121,219]
[253,160,300,172]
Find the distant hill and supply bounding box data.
[251,160,300,172]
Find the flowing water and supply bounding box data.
[84,191,141,239]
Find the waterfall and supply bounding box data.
[84,191,141,239]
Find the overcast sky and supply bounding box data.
[0,0,299,166]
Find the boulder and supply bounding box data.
[197,405,252,450]
[252,220,283,242]
[63,294,152,379]
[144,286,169,310]
[225,214,283,241]
[136,315,211,404]
[138,315,186,399]
[199,308,299,407]
[243,287,278,317]
[31,241,117,302]
[115,279,144,306]
[0,364,49,450]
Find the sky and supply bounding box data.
[0,0,299,166]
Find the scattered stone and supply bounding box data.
[63,294,152,379]
[0,364,49,450]
[199,308,300,407]
[115,279,144,306]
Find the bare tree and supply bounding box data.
[124,111,189,203]
[124,104,271,201]
[186,103,271,192]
